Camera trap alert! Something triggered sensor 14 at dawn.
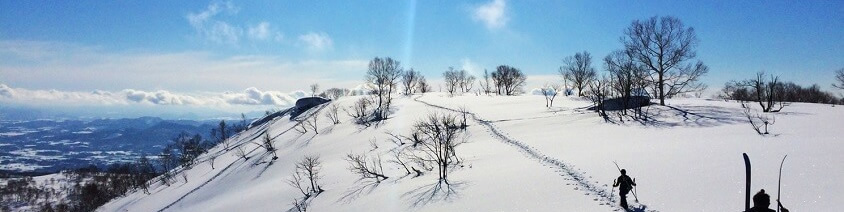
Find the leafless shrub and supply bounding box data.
[744,107,776,135]
[369,138,378,151]
[345,153,389,182]
[208,154,216,169]
[296,155,324,194]
[457,106,470,129]
[288,170,310,198]
[305,113,319,134]
[292,198,308,212]
[389,149,421,176]
[253,133,277,160]
[541,83,561,107]
[233,145,249,161]
[409,131,423,147]
[385,131,406,146]
[345,97,373,125]
[325,103,341,124]
[294,120,309,134]
[409,112,466,183]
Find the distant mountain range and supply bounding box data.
[0,116,226,174]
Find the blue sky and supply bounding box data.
[1,0,842,116]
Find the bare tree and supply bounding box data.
[834,68,844,89]
[623,16,708,105]
[604,50,649,114]
[417,75,431,93]
[587,76,612,119]
[480,69,493,95]
[365,57,404,119]
[443,67,461,96]
[309,84,320,97]
[402,68,421,95]
[410,113,465,183]
[491,65,527,96]
[323,88,350,100]
[561,51,597,96]
[459,70,476,93]
[216,120,229,149]
[541,83,561,107]
[559,68,572,96]
[734,72,785,112]
[324,103,341,124]
[345,153,389,182]
[296,155,324,194]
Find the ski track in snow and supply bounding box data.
[155,104,328,212]
[414,95,656,212]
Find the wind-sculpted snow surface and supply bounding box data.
[414,96,655,212]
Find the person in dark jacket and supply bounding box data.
[613,169,636,209]
[748,189,789,212]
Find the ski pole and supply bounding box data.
[777,155,787,212]
[633,178,639,202]
[611,179,616,202]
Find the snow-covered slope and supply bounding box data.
[99,93,844,211]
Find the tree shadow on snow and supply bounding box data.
[252,152,277,180]
[598,104,747,128]
[337,179,382,203]
[402,180,467,208]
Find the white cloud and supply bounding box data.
[0,83,15,97]
[248,22,283,41]
[0,83,306,107]
[223,87,301,105]
[298,32,333,51]
[186,1,238,27]
[472,0,508,30]
[123,89,206,105]
[0,40,368,93]
[186,2,242,45]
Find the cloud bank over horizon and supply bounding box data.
[0,83,308,108]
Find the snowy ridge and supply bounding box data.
[414,95,655,212]
[99,94,844,211]
[156,103,329,212]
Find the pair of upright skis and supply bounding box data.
[743,153,788,212]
